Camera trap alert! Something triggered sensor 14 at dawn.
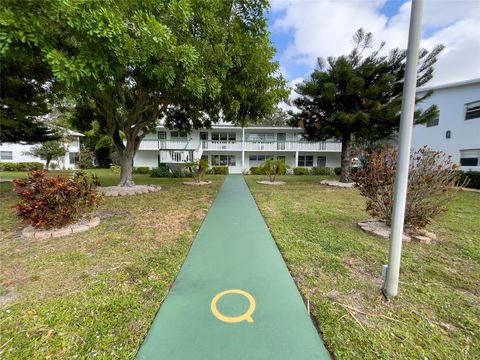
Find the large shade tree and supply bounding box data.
[0,44,58,144]
[290,29,444,182]
[1,0,286,186]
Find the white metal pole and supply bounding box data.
[384,0,424,297]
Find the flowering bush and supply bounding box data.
[12,170,102,229]
[352,146,463,229]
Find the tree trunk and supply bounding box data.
[340,134,352,183]
[45,158,51,170]
[118,148,135,187]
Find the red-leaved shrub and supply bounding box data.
[12,170,102,229]
[352,146,463,229]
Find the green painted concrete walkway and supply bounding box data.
[136,175,330,360]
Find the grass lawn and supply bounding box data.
[246,175,479,359]
[0,169,225,359]
[0,168,176,187]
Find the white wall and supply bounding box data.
[133,150,158,168]
[413,82,480,171]
[0,138,82,170]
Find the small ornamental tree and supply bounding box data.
[12,170,102,229]
[24,140,66,170]
[352,146,463,229]
[260,159,288,182]
[183,158,209,183]
[78,148,94,169]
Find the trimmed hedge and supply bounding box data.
[211,166,229,175]
[334,167,342,175]
[150,167,193,178]
[0,162,44,171]
[150,167,170,178]
[293,167,308,175]
[459,171,480,189]
[309,166,331,175]
[133,166,149,174]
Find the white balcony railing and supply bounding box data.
[137,139,341,152]
[243,141,341,152]
[159,150,193,163]
[136,139,198,151]
[201,140,242,151]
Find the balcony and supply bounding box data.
[137,139,341,152]
[243,141,341,152]
[201,140,242,151]
[159,150,193,163]
[136,139,198,151]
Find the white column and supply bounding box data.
[384,0,424,297]
[295,151,299,167]
[242,127,245,171]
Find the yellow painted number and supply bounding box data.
[210,289,256,323]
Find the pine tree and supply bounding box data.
[290,29,444,182]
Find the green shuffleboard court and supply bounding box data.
[136,175,330,360]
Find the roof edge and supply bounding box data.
[417,78,480,93]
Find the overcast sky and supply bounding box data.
[267,0,480,96]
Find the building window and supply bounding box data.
[459,149,480,167]
[426,117,439,127]
[158,131,166,140]
[298,155,314,167]
[0,151,13,160]
[247,133,274,141]
[69,152,79,164]
[465,101,480,120]
[211,132,236,141]
[446,130,451,139]
[211,155,236,166]
[170,131,188,139]
[249,154,273,162]
[317,156,326,167]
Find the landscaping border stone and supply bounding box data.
[98,185,161,197]
[358,220,411,242]
[256,180,286,186]
[319,180,355,188]
[21,217,100,240]
[182,180,212,186]
[357,220,437,244]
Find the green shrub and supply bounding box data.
[12,170,102,229]
[310,166,331,175]
[110,165,120,174]
[259,159,288,182]
[249,166,266,175]
[211,166,229,175]
[458,171,480,189]
[334,167,342,175]
[0,162,45,171]
[183,159,209,182]
[293,167,307,175]
[150,167,171,178]
[78,148,94,169]
[133,166,150,174]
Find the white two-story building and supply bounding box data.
[133,125,342,174]
[413,78,480,171]
[0,129,84,169]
